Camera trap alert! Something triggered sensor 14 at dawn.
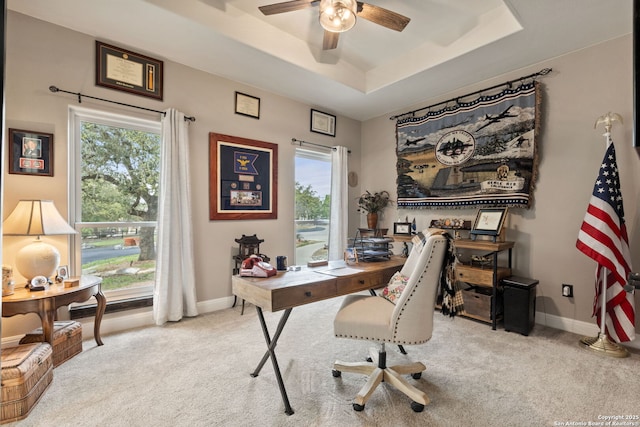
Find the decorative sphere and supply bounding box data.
[15,240,60,280]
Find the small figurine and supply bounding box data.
[411,218,417,234]
[402,242,409,258]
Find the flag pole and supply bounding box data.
[579,113,629,358]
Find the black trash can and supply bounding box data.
[502,276,539,336]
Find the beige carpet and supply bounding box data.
[7,296,640,427]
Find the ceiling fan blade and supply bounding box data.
[356,2,410,32]
[259,0,318,15]
[323,30,340,50]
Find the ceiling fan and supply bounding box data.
[258,0,410,50]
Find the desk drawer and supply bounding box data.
[455,264,511,287]
[338,269,395,294]
[271,279,336,310]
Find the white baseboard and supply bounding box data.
[3,298,638,351]
[74,296,236,341]
[1,296,236,349]
[535,311,640,350]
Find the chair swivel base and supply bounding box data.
[332,346,429,412]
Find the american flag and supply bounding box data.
[576,141,635,342]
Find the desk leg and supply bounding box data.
[491,251,498,331]
[251,307,294,416]
[94,289,106,346]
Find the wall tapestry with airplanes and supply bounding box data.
[395,81,541,209]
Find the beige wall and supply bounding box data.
[362,34,640,331]
[1,12,362,337]
[3,12,639,340]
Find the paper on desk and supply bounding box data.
[315,266,363,277]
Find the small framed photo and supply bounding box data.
[8,128,54,176]
[56,265,69,282]
[310,109,336,137]
[471,208,508,237]
[235,91,260,119]
[393,222,412,236]
[344,247,358,264]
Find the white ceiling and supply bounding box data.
[7,0,633,121]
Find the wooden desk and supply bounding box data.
[232,257,404,415]
[2,275,106,346]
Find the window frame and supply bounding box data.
[68,106,161,303]
[294,147,332,265]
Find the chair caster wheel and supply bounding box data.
[353,403,365,411]
[332,369,341,377]
[411,401,425,412]
[411,372,422,380]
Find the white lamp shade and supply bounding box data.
[319,0,357,33]
[3,200,77,236]
[3,200,76,281]
[15,239,60,279]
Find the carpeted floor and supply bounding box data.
[7,296,640,427]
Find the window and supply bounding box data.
[294,148,331,265]
[69,107,161,304]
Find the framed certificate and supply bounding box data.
[96,41,163,100]
[235,92,260,119]
[471,207,508,239]
[310,109,336,137]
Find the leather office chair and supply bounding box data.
[332,231,448,412]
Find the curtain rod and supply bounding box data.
[48,86,196,122]
[389,68,552,121]
[291,138,351,153]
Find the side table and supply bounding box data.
[2,275,105,346]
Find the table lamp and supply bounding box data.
[2,200,77,290]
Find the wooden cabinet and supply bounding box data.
[452,239,514,330]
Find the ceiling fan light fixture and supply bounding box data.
[319,0,357,33]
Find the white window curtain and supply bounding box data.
[153,109,199,325]
[328,146,349,261]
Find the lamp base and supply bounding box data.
[15,239,60,283]
[579,333,629,358]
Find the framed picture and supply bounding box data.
[344,247,358,264]
[8,128,54,176]
[95,41,163,100]
[310,109,336,137]
[393,222,412,235]
[56,265,69,281]
[209,133,278,220]
[471,208,508,237]
[235,92,260,119]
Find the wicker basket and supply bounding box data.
[20,321,83,367]
[1,343,53,424]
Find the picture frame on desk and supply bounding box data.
[56,265,69,283]
[344,247,358,264]
[470,207,508,240]
[393,222,412,236]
